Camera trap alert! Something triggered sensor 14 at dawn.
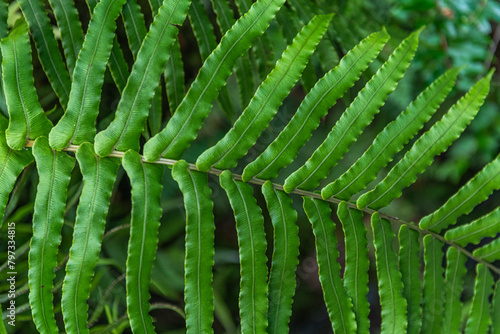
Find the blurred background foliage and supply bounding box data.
[0,0,499,332]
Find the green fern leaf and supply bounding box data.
[473,238,500,262]
[493,281,500,334]
[164,38,185,114]
[337,202,370,333]
[61,143,120,334]
[302,197,357,333]
[445,206,500,246]
[464,264,494,334]
[234,0,272,81]
[421,235,445,334]
[1,23,52,150]
[211,0,255,108]
[149,0,163,15]
[49,0,127,150]
[284,28,420,192]
[48,0,84,77]
[122,150,164,333]
[18,0,72,108]
[443,247,467,334]
[0,131,33,224]
[242,28,389,181]
[262,181,299,334]
[143,0,286,161]
[196,13,332,171]
[398,225,422,334]
[219,170,268,334]
[172,160,216,334]
[122,0,148,58]
[322,67,460,200]
[0,0,7,116]
[358,70,494,210]
[94,0,191,156]
[420,152,500,232]
[29,137,75,334]
[371,213,407,333]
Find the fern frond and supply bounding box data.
[219,170,268,334]
[445,206,500,246]
[262,181,299,334]
[172,160,215,334]
[29,137,74,334]
[284,28,420,192]
[322,67,460,200]
[143,0,286,161]
[420,152,500,232]
[164,38,185,114]
[0,131,33,224]
[302,197,357,333]
[493,281,500,334]
[187,0,234,118]
[61,143,120,334]
[443,247,467,334]
[0,0,6,115]
[18,0,72,108]
[123,150,163,333]
[371,213,407,333]
[464,264,494,334]
[358,70,494,210]
[473,238,500,262]
[196,13,332,171]
[122,0,148,58]
[398,225,422,334]
[48,0,84,77]
[242,28,390,182]
[1,23,52,150]
[337,202,370,333]
[211,0,255,108]
[49,0,127,150]
[94,0,191,156]
[148,0,163,15]
[421,235,445,334]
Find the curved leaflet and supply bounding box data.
[94,0,191,156]
[371,213,407,334]
[219,170,268,334]
[49,0,127,150]
[1,23,52,150]
[302,197,356,333]
[172,160,215,334]
[122,150,163,333]
[337,202,370,333]
[443,247,466,334]
[473,238,500,262]
[464,264,494,334]
[48,0,84,76]
[29,137,75,334]
[122,0,148,58]
[398,225,421,334]
[421,235,445,334]
[18,0,71,108]
[357,70,493,210]
[165,38,185,114]
[261,181,299,334]
[196,14,332,171]
[0,131,33,223]
[445,207,500,246]
[242,28,389,181]
[322,67,460,200]
[420,152,500,232]
[188,0,233,118]
[61,143,120,334]
[284,29,420,192]
[143,0,287,161]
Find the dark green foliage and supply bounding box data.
[0,0,499,333]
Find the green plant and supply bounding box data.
[0,0,499,333]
